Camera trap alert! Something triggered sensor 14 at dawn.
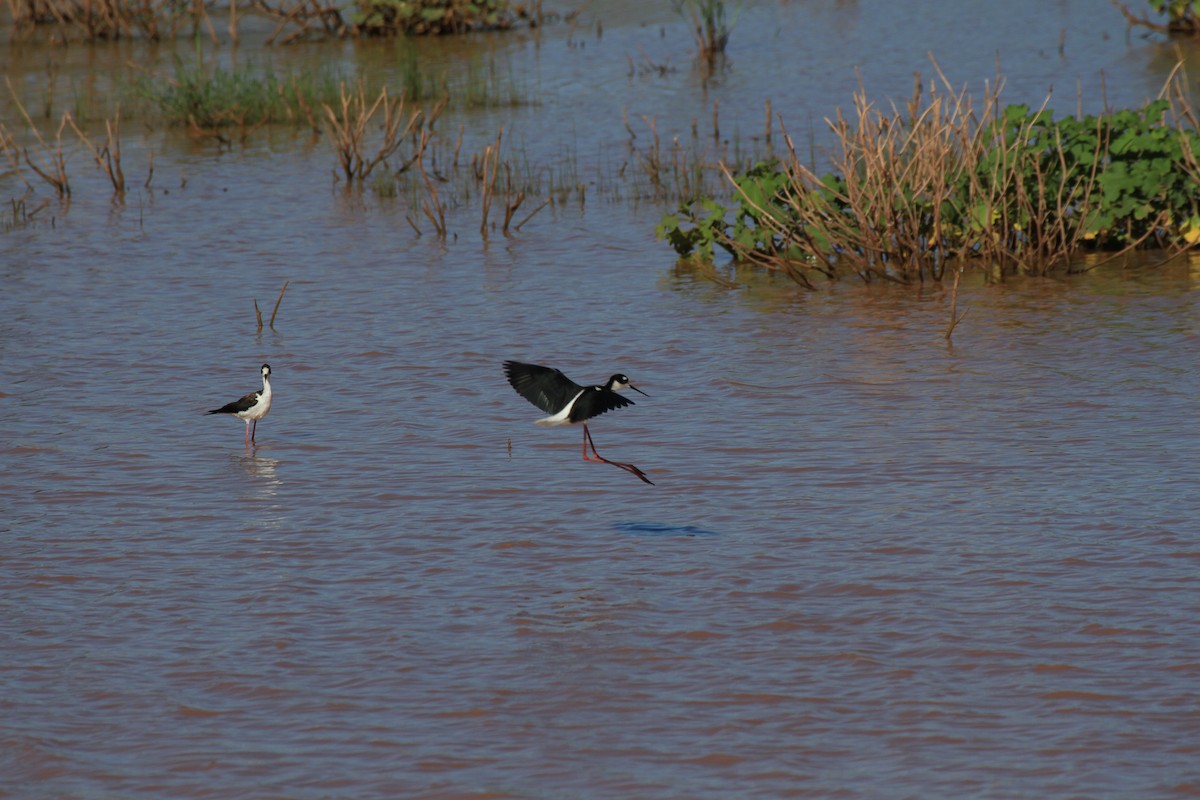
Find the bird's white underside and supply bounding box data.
[534,389,584,426]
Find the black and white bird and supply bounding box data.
[503,360,653,484]
[207,363,273,446]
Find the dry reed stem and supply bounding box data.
[67,105,126,197]
[514,198,549,232]
[0,125,31,192]
[944,267,967,339]
[478,128,504,239]
[414,129,447,238]
[9,103,72,198]
[500,163,526,236]
[6,0,232,41]
[257,0,344,44]
[269,280,288,329]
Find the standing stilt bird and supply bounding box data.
[207,363,273,446]
[503,360,653,484]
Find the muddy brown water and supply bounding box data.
[4,1,1200,798]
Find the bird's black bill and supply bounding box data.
[631,385,649,397]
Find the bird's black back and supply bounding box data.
[568,387,633,423]
[208,390,261,415]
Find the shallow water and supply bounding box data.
[4,1,1200,798]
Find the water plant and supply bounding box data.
[350,0,517,36]
[322,82,428,182]
[67,106,125,196]
[254,280,289,331]
[135,61,348,130]
[671,0,740,67]
[2,79,72,198]
[1115,0,1200,35]
[658,66,1200,286]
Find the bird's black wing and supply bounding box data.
[503,361,582,415]
[208,390,260,415]
[569,389,633,423]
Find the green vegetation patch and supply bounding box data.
[135,62,351,128]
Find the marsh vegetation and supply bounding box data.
[659,64,1200,286]
[3,0,1198,275]
[2,0,545,43]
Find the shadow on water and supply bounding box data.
[613,521,720,537]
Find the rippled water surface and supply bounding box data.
[4,1,1200,798]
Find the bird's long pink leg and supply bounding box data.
[244,421,251,447]
[582,425,654,485]
[251,419,257,444]
[582,425,605,461]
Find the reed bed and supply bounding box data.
[2,44,772,238]
[660,62,1200,286]
[4,0,543,43]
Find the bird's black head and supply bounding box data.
[607,373,648,396]
[261,364,272,377]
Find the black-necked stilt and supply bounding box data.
[503,360,653,484]
[207,363,273,446]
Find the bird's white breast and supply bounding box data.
[240,381,272,421]
[535,389,583,426]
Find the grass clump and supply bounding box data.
[672,0,739,64]
[135,61,351,130]
[658,65,1200,287]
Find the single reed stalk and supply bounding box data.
[254,299,264,332]
[500,163,525,236]
[514,198,550,231]
[478,128,504,239]
[944,267,967,340]
[270,280,288,329]
[639,115,663,192]
[415,129,447,238]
